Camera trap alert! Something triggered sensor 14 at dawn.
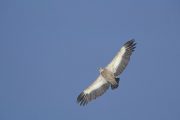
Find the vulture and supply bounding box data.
[77,39,136,106]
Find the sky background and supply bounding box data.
[1,0,180,120]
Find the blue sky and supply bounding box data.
[1,0,180,120]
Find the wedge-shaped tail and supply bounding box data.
[111,78,120,90]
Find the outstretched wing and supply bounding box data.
[106,39,136,76]
[77,75,110,106]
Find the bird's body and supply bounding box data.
[77,39,136,106]
[100,68,117,86]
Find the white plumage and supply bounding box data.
[77,39,136,106]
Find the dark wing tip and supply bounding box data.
[124,39,137,52]
[77,92,88,106]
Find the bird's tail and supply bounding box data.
[111,78,120,90]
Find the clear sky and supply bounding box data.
[1,0,180,120]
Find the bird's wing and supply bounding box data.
[106,39,136,76]
[77,75,110,106]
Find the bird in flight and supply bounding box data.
[77,39,136,106]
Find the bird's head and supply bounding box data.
[98,67,104,73]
